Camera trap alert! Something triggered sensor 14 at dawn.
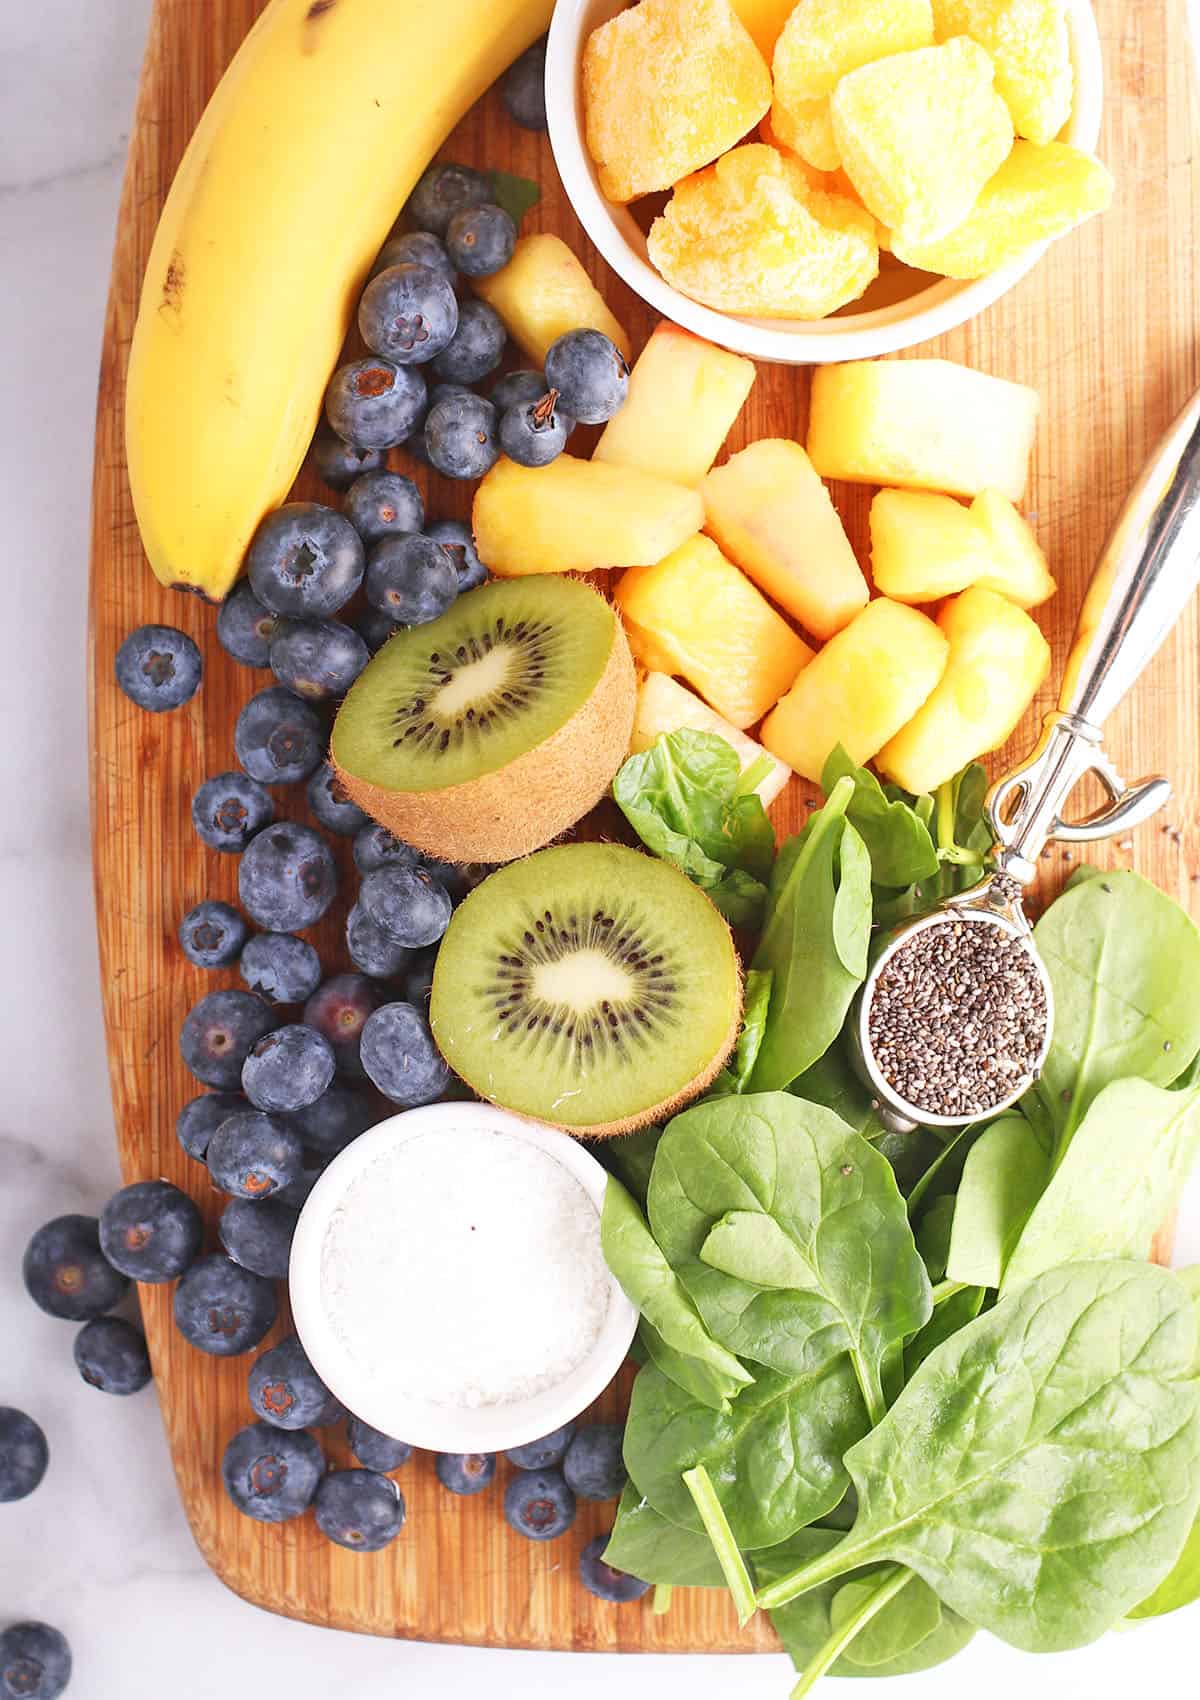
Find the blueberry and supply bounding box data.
[207,1110,304,1199]
[180,988,279,1089]
[174,1255,278,1356]
[114,624,202,712]
[22,1215,129,1321]
[490,368,549,413]
[0,1408,48,1502]
[358,264,458,366]
[360,866,452,947]
[305,762,369,838]
[239,932,323,1005]
[404,948,437,1011]
[269,618,368,701]
[276,1164,323,1213]
[355,604,402,656]
[353,823,420,875]
[238,822,338,932]
[424,391,499,480]
[445,203,516,279]
[499,392,570,467]
[248,1334,342,1429]
[218,1196,299,1279]
[344,469,424,548]
[178,900,248,969]
[73,1316,152,1396]
[304,974,381,1079]
[425,518,488,592]
[366,534,458,625]
[0,1623,72,1700]
[579,1535,651,1603]
[503,1468,576,1541]
[360,1002,450,1106]
[99,1180,203,1282]
[430,382,476,409]
[309,422,388,491]
[502,37,547,130]
[191,771,274,854]
[371,229,455,283]
[234,686,325,786]
[544,328,630,425]
[176,1091,246,1162]
[315,1468,406,1552]
[288,1081,375,1156]
[563,1422,626,1500]
[242,1024,336,1114]
[221,1421,323,1522]
[418,856,474,901]
[216,581,279,668]
[434,1451,495,1496]
[505,1421,576,1471]
[430,299,507,385]
[406,162,492,235]
[326,356,428,449]
[346,900,413,980]
[247,502,365,618]
[346,1416,412,1473]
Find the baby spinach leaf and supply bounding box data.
[486,168,540,225]
[945,1112,1051,1288]
[1126,1514,1200,1619]
[599,1126,662,1208]
[757,1260,1200,1653]
[1001,1079,1200,1291]
[790,1040,890,1142]
[647,1092,931,1425]
[637,1319,747,1413]
[903,1283,984,1378]
[914,1193,956,1282]
[750,779,871,1091]
[830,1574,940,1668]
[822,746,939,889]
[709,970,774,1099]
[603,1484,727,1586]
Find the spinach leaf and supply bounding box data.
[599,1126,662,1208]
[750,778,871,1090]
[914,1193,956,1282]
[945,1112,1050,1288]
[646,1092,931,1424]
[1033,871,1200,1150]
[603,1484,727,1586]
[1001,1079,1200,1291]
[756,1261,1200,1653]
[600,1177,752,1412]
[790,1040,890,1142]
[1127,1514,1200,1619]
[821,746,939,889]
[637,1319,748,1413]
[486,168,540,225]
[903,1283,984,1378]
[830,1574,940,1668]
[708,969,773,1099]
[613,731,775,927]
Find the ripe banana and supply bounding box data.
[126,0,552,601]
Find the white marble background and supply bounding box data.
[1,2,1198,1696]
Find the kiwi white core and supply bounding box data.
[433,645,513,718]
[534,950,632,1009]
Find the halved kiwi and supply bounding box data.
[331,576,635,863]
[429,843,742,1137]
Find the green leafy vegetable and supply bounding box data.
[709,969,773,1098]
[683,1464,757,1623]
[944,1112,1050,1288]
[486,168,540,224]
[821,747,939,889]
[789,1040,890,1142]
[903,1283,984,1378]
[914,1194,956,1281]
[604,1484,728,1586]
[829,1571,936,1669]
[1127,1515,1200,1619]
[600,1126,662,1209]
[636,1320,747,1413]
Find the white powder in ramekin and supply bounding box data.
[320,1124,611,1409]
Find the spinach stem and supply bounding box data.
[736,754,773,798]
[756,1532,879,1612]
[682,1464,757,1626]
[652,1584,673,1616]
[851,1350,887,1428]
[787,1566,915,1700]
[935,780,957,855]
[931,1278,969,1307]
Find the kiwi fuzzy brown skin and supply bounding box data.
[332,612,636,864]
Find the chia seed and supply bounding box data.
[866,919,1049,1119]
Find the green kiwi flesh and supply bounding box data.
[429,843,742,1136]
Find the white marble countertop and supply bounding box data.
[2,3,1198,1696]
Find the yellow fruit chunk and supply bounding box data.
[931,0,971,30]
[582,0,772,203]
[830,38,1014,245]
[808,359,1039,501]
[472,456,703,577]
[870,489,992,603]
[648,144,878,320]
[939,0,1073,144]
[703,439,869,640]
[876,585,1050,792]
[594,324,756,488]
[768,95,842,171]
[614,536,813,729]
[969,488,1056,607]
[761,114,894,248]
[892,141,1113,278]
[632,672,793,806]
[761,598,948,781]
[773,0,934,102]
[472,235,631,365]
[731,0,803,60]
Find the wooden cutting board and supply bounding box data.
[87,0,1198,1650]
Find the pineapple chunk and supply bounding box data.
[970,488,1056,606]
[831,38,1014,245]
[472,235,631,365]
[582,0,772,204]
[773,0,934,102]
[937,0,1073,144]
[931,0,972,29]
[731,0,805,60]
[594,324,756,488]
[768,95,842,172]
[703,439,869,639]
[761,598,948,781]
[876,585,1051,792]
[761,113,893,248]
[472,456,702,577]
[892,142,1113,278]
[648,144,878,320]
[614,535,813,728]
[870,489,993,602]
[808,359,1040,501]
[632,672,793,806]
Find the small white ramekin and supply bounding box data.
[289,1101,637,1454]
[546,0,1104,364]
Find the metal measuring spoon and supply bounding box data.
[851,387,1200,1134]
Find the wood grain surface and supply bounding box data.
[88,0,1199,1649]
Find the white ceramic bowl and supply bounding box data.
[546,0,1103,363]
[289,1101,637,1454]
